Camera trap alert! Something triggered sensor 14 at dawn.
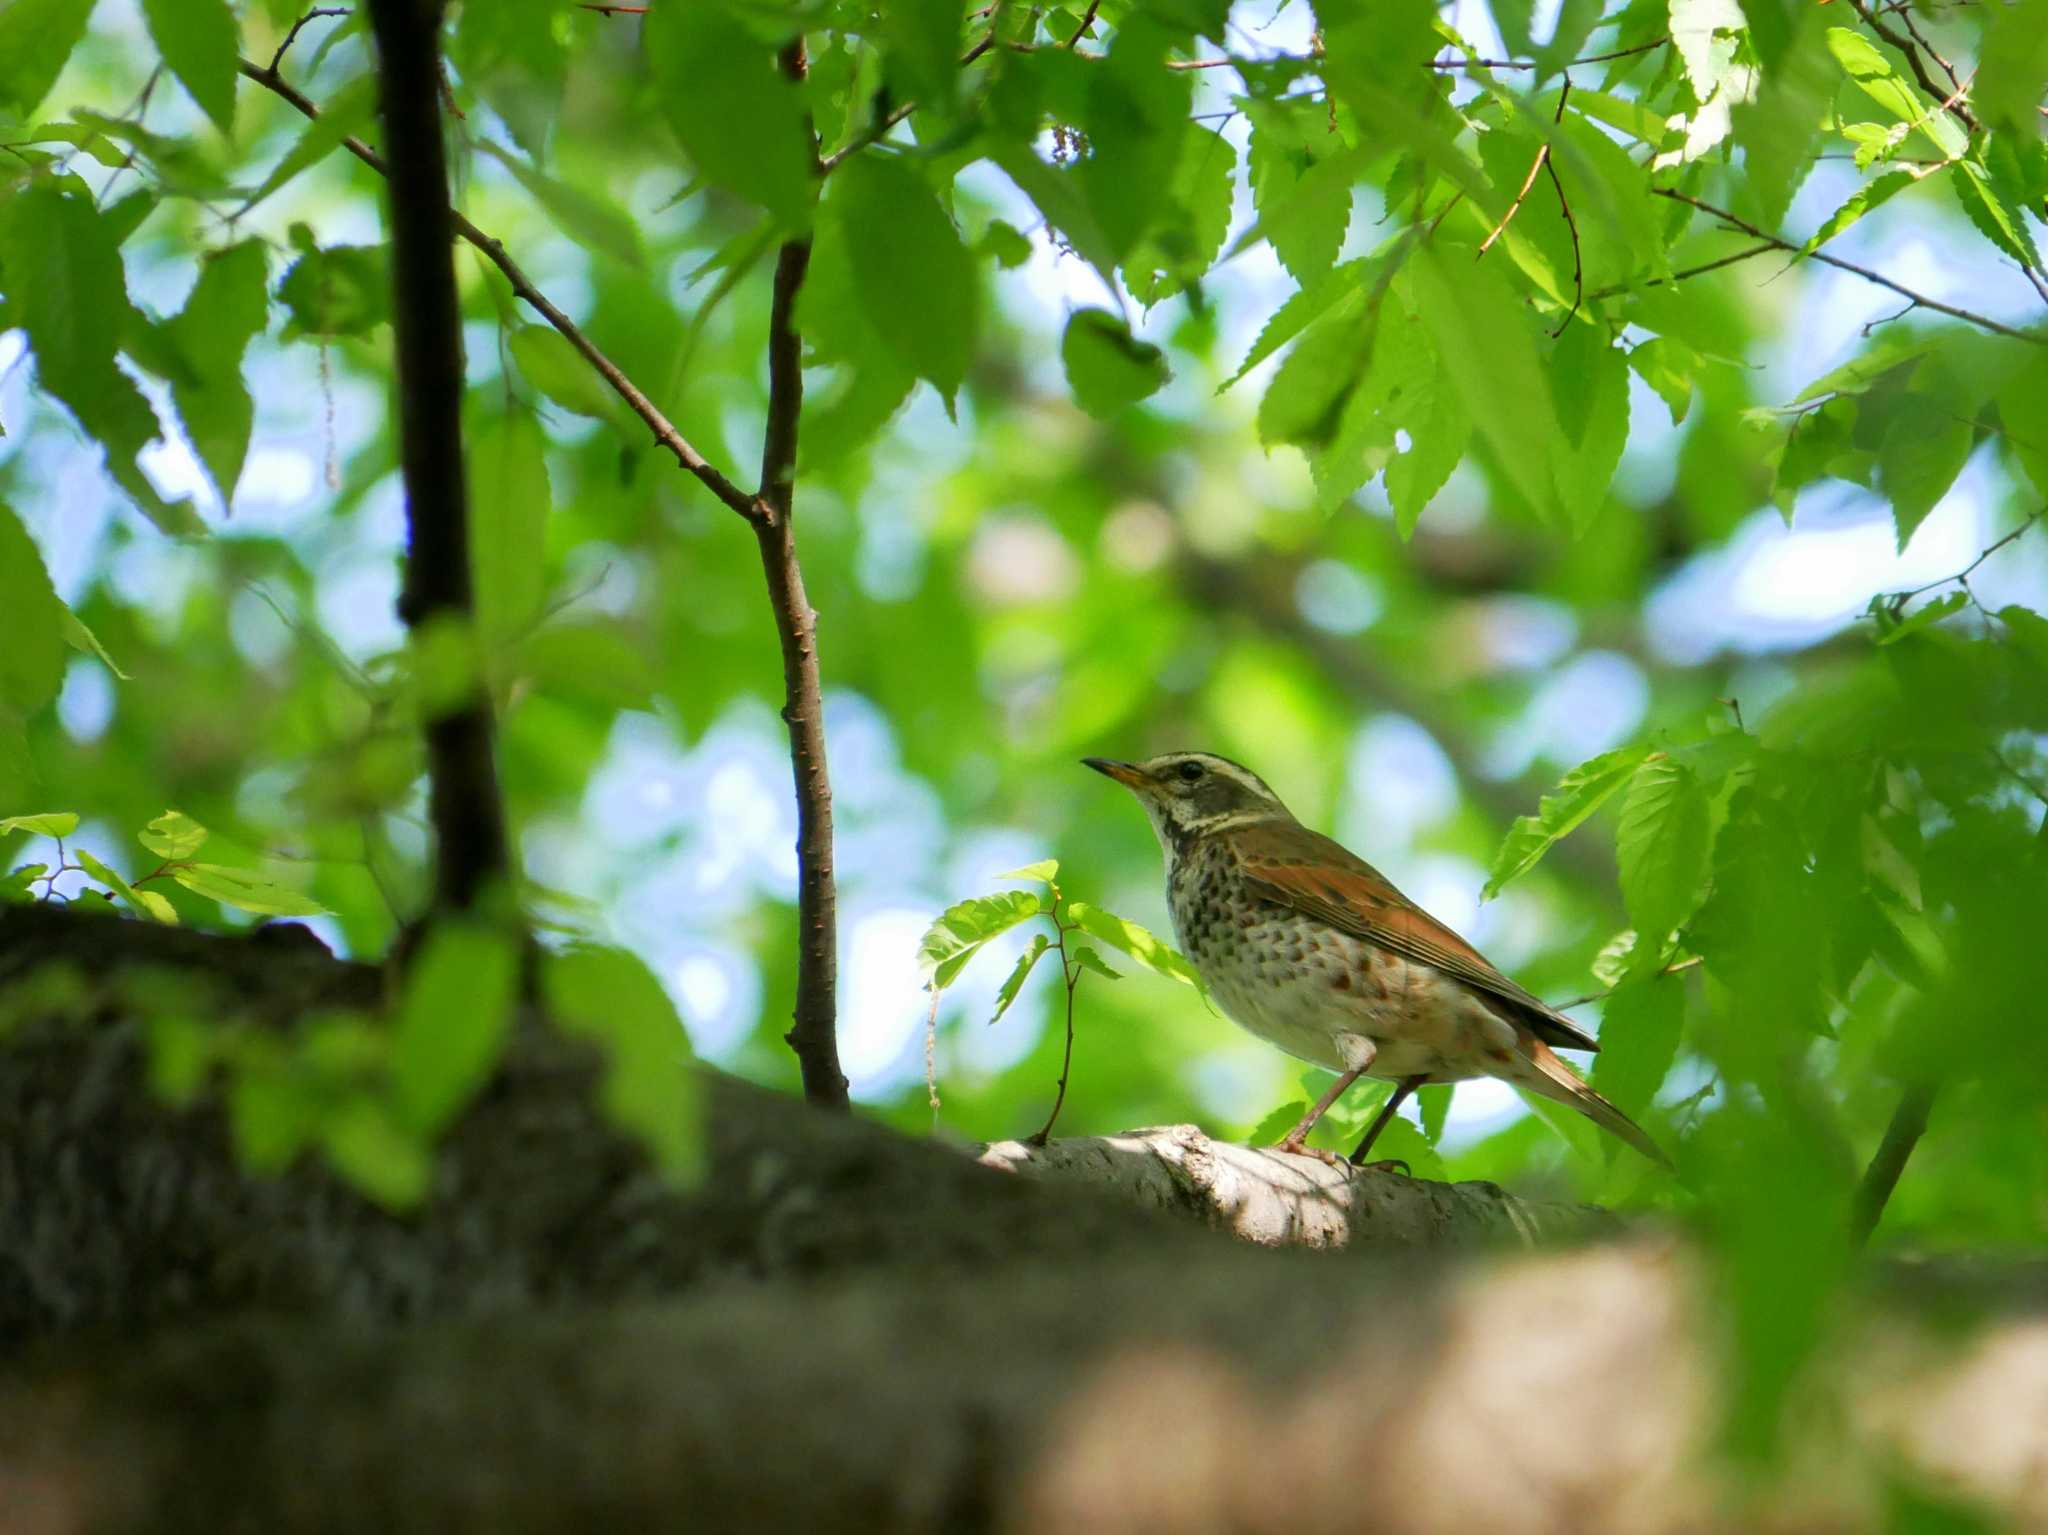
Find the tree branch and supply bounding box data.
[756,41,847,1111]
[1850,1080,1937,1246]
[1844,0,1977,134]
[236,57,764,523]
[1651,189,2044,345]
[361,0,512,915]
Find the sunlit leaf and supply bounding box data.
[140,0,238,135]
[918,890,1043,988]
[137,810,207,859]
[78,848,178,924]
[1591,978,1683,1119]
[1485,746,1651,897]
[170,862,329,916]
[646,0,813,227]
[991,934,1051,1024]
[1062,309,1170,418]
[0,813,77,838]
[1063,901,1202,989]
[1616,754,1712,960]
[391,921,518,1136]
[544,945,701,1179]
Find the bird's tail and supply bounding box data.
[1513,1035,1673,1170]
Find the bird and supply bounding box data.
[1084,751,1669,1171]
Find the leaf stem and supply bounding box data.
[1028,896,1079,1147]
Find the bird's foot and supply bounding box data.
[1272,1136,1349,1170]
[1353,1158,1412,1177]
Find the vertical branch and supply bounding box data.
[1850,1080,1937,1247]
[364,0,513,915]
[757,38,848,1110]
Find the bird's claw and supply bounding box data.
[1352,1157,1411,1176]
[1272,1137,1349,1170]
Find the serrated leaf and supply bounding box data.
[1550,324,1629,534]
[391,920,518,1136]
[1826,27,1968,160]
[0,187,192,533]
[1070,943,1122,980]
[140,0,238,135]
[1062,309,1169,418]
[0,812,77,838]
[646,0,813,228]
[1629,336,1699,425]
[1245,105,1355,284]
[1802,169,1920,256]
[918,890,1043,987]
[1412,244,1559,523]
[170,862,329,916]
[0,504,67,721]
[1591,978,1683,1118]
[1590,929,1640,987]
[137,810,207,859]
[998,859,1059,883]
[1078,17,1193,261]
[1249,1099,1310,1144]
[1223,261,1370,390]
[991,934,1051,1024]
[832,157,978,405]
[241,74,376,212]
[1486,745,1652,897]
[166,240,268,508]
[78,848,178,924]
[1878,402,1973,550]
[1951,160,2041,270]
[1063,900,1202,988]
[61,608,129,679]
[1998,352,2048,500]
[1258,313,1370,451]
[1976,0,2048,133]
[0,0,100,117]
[1127,125,1237,304]
[1616,754,1711,958]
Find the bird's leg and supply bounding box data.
[1350,1076,1426,1170]
[1272,1065,1366,1168]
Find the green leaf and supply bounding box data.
[1629,336,1700,424]
[276,240,390,338]
[1590,979,1683,1119]
[646,0,813,228]
[1127,125,1237,303]
[1878,403,1973,550]
[516,622,653,709]
[137,810,208,859]
[322,1095,433,1209]
[1062,309,1170,417]
[1874,590,1968,645]
[166,240,268,507]
[0,0,100,117]
[140,0,238,135]
[1070,944,1122,981]
[1825,27,1968,160]
[0,187,192,533]
[1258,312,1369,451]
[1951,160,2041,270]
[170,862,329,916]
[0,812,77,838]
[832,157,978,405]
[1063,901,1203,988]
[1078,16,1193,261]
[61,607,129,679]
[1245,103,1353,285]
[991,934,1051,1024]
[1248,1099,1310,1144]
[542,945,700,1178]
[77,847,178,924]
[468,409,551,650]
[391,921,518,1136]
[978,219,1032,269]
[481,143,645,269]
[1411,244,1559,523]
[1976,0,2048,132]
[145,1014,213,1105]
[1801,169,1920,256]
[1223,261,1370,390]
[998,860,1059,882]
[1417,1083,1452,1145]
[508,325,628,425]
[0,504,67,722]
[1550,324,1630,534]
[240,73,376,212]
[1997,352,2048,500]
[229,1058,316,1171]
[881,0,961,109]
[918,890,1043,987]
[1616,754,1712,957]
[1485,745,1652,897]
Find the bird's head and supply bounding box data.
[1083,752,1291,847]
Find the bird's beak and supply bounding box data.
[1082,757,1149,789]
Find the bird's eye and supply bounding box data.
[1176,761,1205,783]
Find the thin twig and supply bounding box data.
[1426,35,1670,70]
[1477,143,1548,257]
[1586,241,1780,302]
[363,0,513,915]
[269,7,349,74]
[1028,903,1079,1146]
[1544,80,1581,335]
[237,57,764,520]
[1850,1080,1937,1246]
[1844,0,1976,134]
[1555,955,1703,1012]
[1064,0,1100,47]
[1888,513,2040,603]
[1652,189,2044,344]
[757,40,847,1112]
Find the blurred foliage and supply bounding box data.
[2,0,2047,1476]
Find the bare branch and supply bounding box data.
[755,40,848,1112]
[1843,0,1977,134]
[1542,81,1581,336]
[361,0,512,915]
[236,57,764,523]
[1651,189,2045,345]
[1850,1080,1937,1246]
[268,6,349,74]
[1425,35,1670,70]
